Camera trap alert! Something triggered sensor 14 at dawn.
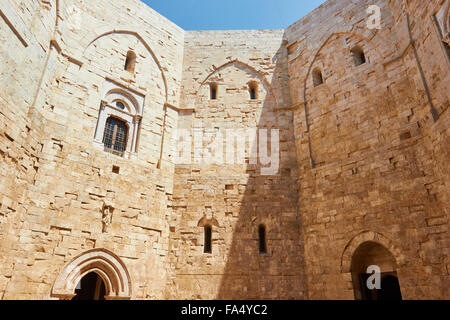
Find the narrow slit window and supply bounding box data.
[312,68,324,87]
[259,225,267,254]
[210,84,218,100]
[124,51,136,73]
[249,82,258,100]
[351,46,366,66]
[204,225,212,253]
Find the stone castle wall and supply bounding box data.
[1,0,185,299]
[168,29,307,299]
[0,0,448,300]
[284,0,449,299]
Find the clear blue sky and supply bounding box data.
[141,0,328,30]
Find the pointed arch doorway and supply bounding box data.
[51,248,132,300]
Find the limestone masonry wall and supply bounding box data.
[284,0,449,299]
[168,29,307,299]
[0,0,448,300]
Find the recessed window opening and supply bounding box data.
[204,225,212,254]
[351,46,366,66]
[312,68,324,87]
[210,83,218,100]
[259,225,267,254]
[112,166,120,174]
[124,50,136,73]
[103,117,128,155]
[249,82,258,100]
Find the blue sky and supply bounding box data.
[141,0,328,30]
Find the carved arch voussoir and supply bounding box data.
[340,231,407,274]
[51,248,132,300]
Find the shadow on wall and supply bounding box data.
[215,41,309,300]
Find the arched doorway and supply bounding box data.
[351,241,402,300]
[72,272,107,301]
[51,249,132,300]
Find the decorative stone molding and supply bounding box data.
[51,248,132,300]
[93,80,145,159]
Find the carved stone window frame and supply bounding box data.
[94,79,144,159]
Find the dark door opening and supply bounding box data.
[359,272,402,301]
[72,272,106,300]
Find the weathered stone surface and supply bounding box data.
[0,0,448,300]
